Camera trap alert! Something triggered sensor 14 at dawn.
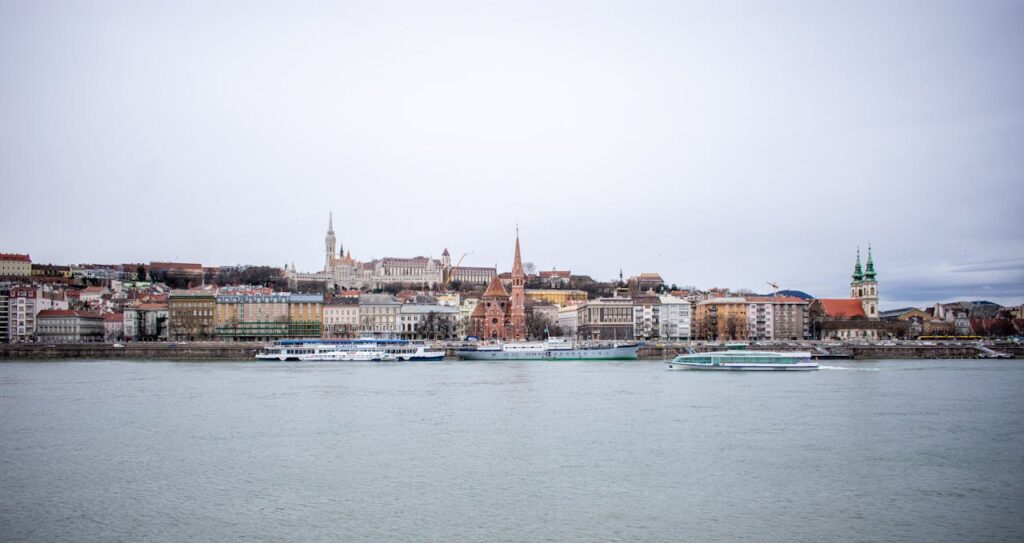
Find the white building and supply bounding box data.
[747,298,774,341]
[289,216,496,291]
[79,286,110,304]
[457,297,479,339]
[433,292,461,308]
[659,295,692,340]
[36,310,104,342]
[358,294,401,338]
[558,305,579,337]
[8,286,37,342]
[399,304,459,339]
[123,304,169,341]
[323,299,359,338]
[632,295,661,339]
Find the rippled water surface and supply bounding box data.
[1,359,1022,542]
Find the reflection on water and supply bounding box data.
[1,359,1022,543]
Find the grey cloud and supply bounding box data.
[0,1,1022,309]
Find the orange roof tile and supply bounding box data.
[482,275,509,298]
[818,299,866,318]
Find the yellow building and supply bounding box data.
[288,294,323,337]
[215,289,290,341]
[525,289,588,307]
[694,297,748,341]
[0,253,32,277]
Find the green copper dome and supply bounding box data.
[864,245,876,280]
[852,248,864,282]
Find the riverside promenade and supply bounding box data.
[0,341,1019,361]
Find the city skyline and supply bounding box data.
[1,1,1022,308]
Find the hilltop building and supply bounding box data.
[0,253,32,277]
[289,214,495,291]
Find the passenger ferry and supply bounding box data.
[455,338,640,361]
[256,339,445,362]
[667,344,818,371]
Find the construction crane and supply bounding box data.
[443,252,472,291]
[766,281,780,297]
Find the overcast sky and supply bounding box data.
[1,0,1022,308]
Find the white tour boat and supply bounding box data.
[256,339,445,362]
[668,344,819,371]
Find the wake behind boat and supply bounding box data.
[668,344,819,371]
[456,337,639,361]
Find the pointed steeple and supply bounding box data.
[864,244,876,280]
[325,212,337,272]
[511,234,524,277]
[339,241,344,257]
[852,247,864,282]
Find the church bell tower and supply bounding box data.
[325,212,336,272]
[851,246,879,320]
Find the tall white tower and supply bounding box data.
[325,212,336,272]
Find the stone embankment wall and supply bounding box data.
[636,344,1021,360]
[0,342,260,360]
[1,342,1019,361]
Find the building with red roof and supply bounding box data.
[0,253,32,277]
[468,234,527,341]
[809,247,891,339]
[36,310,104,342]
[816,299,867,319]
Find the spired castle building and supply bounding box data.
[288,213,495,291]
[469,233,527,341]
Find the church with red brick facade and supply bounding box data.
[469,234,527,341]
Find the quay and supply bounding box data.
[0,341,1019,361]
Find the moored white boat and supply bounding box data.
[256,338,445,362]
[456,338,640,361]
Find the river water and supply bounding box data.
[1,359,1022,542]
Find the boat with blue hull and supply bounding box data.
[456,338,640,361]
[257,339,445,362]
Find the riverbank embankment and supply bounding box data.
[1,342,1019,361]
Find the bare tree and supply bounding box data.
[724,314,740,340]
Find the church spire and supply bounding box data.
[325,212,337,272]
[511,228,524,278]
[864,244,876,280]
[852,247,863,282]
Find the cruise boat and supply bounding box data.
[667,344,819,371]
[256,339,445,362]
[455,338,640,361]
